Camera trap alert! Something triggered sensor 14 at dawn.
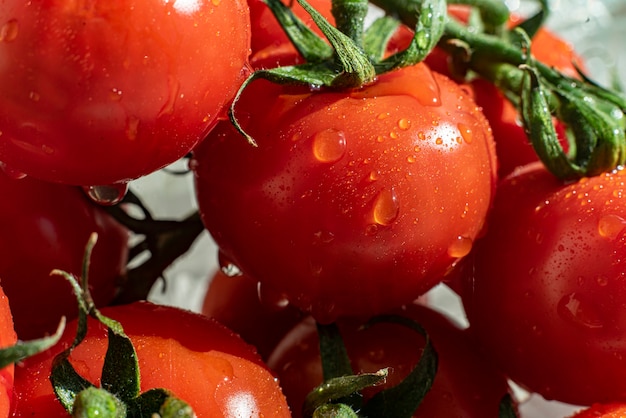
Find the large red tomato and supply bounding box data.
[0,286,17,417]
[0,171,128,340]
[267,303,514,417]
[192,63,497,323]
[461,162,626,406]
[11,301,291,416]
[0,0,251,186]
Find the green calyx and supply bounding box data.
[50,233,196,418]
[229,0,446,145]
[371,0,626,179]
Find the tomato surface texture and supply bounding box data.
[0,171,128,340]
[462,162,626,406]
[11,301,291,417]
[0,286,17,417]
[0,0,250,186]
[267,303,513,417]
[192,64,497,322]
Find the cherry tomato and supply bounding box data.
[11,301,291,416]
[0,286,17,417]
[461,162,626,406]
[0,171,128,340]
[267,303,514,417]
[202,269,306,360]
[192,63,497,323]
[0,0,251,186]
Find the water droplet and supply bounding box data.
[313,230,335,245]
[218,251,242,277]
[29,91,40,102]
[372,188,400,226]
[158,77,181,117]
[406,155,416,163]
[126,116,140,140]
[368,170,380,182]
[365,224,379,236]
[447,236,473,258]
[435,137,443,145]
[109,88,123,101]
[83,183,129,206]
[0,162,27,179]
[397,118,410,130]
[557,293,604,330]
[458,123,473,144]
[596,276,609,287]
[598,214,626,240]
[417,132,426,141]
[377,112,389,120]
[312,128,347,163]
[257,282,290,310]
[0,19,19,42]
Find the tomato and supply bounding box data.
[11,301,291,416]
[0,171,128,340]
[202,269,306,360]
[461,162,626,406]
[192,63,497,323]
[267,303,514,417]
[0,0,251,186]
[0,286,17,417]
[571,403,626,417]
[416,6,585,178]
[248,0,333,69]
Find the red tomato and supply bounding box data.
[0,286,17,417]
[192,63,497,323]
[267,303,514,417]
[461,162,626,406]
[0,171,128,340]
[418,6,584,177]
[11,301,291,417]
[570,403,626,417]
[248,0,333,69]
[0,0,251,186]
[202,269,306,360]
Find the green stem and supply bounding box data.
[331,0,369,48]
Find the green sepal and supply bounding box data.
[448,0,509,34]
[512,0,549,39]
[374,0,447,73]
[262,0,334,63]
[331,0,369,48]
[100,327,141,402]
[129,388,195,418]
[303,370,388,417]
[312,402,360,418]
[363,17,401,62]
[498,393,520,418]
[72,387,127,418]
[0,317,65,369]
[358,315,438,418]
[51,356,96,414]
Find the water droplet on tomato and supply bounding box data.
[312,129,347,163]
[372,188,399,226]
[598,214,626,239]
[0,162,27,179]
[458,123,473,144]
[83,183,128,206]
[447,236,473,258]
[557,293,604,330]
[109,88,123,101]
[397,118,410,130]
[312,230,335,245]
[0,19,19,42]
[596,275,609,287]
[218,251,242,277]
[126,116,140,140]
[257,282,290,311]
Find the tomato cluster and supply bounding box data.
[0,0,623,417]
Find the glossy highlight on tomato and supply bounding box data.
[462,162,626,406]
[0,0,251,186]
[0,171,128,340]
[192,63,497,322]
[11,301,291,417]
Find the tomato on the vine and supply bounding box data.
[267,303,514,417]
[12,301,291,416]
[0,171,128,340]
[461,162,626,406]
[0,286,17,417]
[0,0,251,186]
[202,269,306,360]
[192,62,497,323]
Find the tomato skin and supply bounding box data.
[11,301,291,417]
[0,286,17,418]
[192,63,496,322]
[0,172,128,340]
[462,162,626,405]
[202,270,306,360]
[570,403,626,417]
[267,303,513,417]
[0,0,251,185]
